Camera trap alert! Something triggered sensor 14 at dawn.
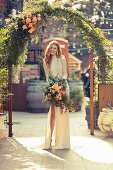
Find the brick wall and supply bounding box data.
[0,0,6,10]
[20,64,40,83]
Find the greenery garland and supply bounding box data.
[0,0,111,86]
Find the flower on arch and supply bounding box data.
[28,27,35,34]
[29,23,32,27]
[28,29,33,34]
[26,18,31,24]
[32,17,37,23]
[27,12,32,18]
[32,22,36,26]
[22,25,27,30]
[37,14,41,21]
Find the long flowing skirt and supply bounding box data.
[43,84,70,149]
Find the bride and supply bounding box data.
[43,40,70,150]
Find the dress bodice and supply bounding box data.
[43,55,67,81]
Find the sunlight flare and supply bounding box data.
[15,136,113,163]
[71,136,113,163]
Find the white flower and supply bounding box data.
[52,83,60,90]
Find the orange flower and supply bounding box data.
[32,27,35,32]
[27,12,32,18]
[61,90,65,95]
[57,90,61,94]
[29,23,32,27]
[60,85,63,89]
[59,96,62,100]
[58,94,62,100]
[26,18,31,24]
[22,25,27,30]
[32,22,36,26]
[28,27,35,34]
[37,14,41,21]
[57,89,65,95]
[55,94,62,100]
[32,17,37,23]
[28,29,33,34]
[55,97,59,101]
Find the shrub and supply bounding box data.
[69,86,84,111]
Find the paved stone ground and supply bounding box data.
[0,99,113,170]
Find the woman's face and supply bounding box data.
[50,44,58,56]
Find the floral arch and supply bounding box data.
[0,0,110,79]
[0,0,111,136]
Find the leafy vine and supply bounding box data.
[0,0,111,102]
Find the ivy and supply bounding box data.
[0,0,112,98]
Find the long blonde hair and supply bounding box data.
[44,41,62,68]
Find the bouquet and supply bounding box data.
[42,76,73,112]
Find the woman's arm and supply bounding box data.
[43,61,50,82]
[61,56,67,79]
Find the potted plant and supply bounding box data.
[69,86,84,112]
[98,107,113,136]
[85,100,99,129]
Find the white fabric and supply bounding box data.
[43,55,70,149]
[43,55,67,82]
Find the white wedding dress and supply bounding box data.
[43,55,70,149]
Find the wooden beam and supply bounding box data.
[90,55,94,135]
[8,66,13,137]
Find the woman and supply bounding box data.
[43,40,70,150]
